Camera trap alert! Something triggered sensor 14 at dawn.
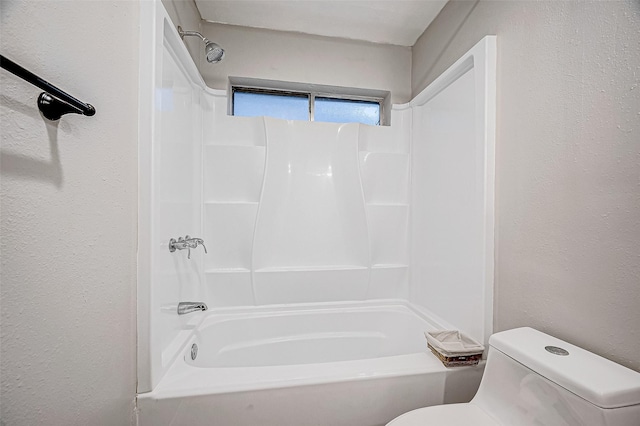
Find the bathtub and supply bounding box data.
[137,301,484,426]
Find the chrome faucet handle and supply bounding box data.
[193,238,207,254]
[177,302,208,315]
[169,237,186,252]
[186,239,207,259]
[169,235,207,258]
[184,235,192,259]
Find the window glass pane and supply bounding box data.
[233,91,309,121]
[314,97,380,125]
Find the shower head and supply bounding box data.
[204,41,225,63]
[177,26,225,64]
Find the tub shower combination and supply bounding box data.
[137,3,495,425]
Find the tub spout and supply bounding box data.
[177,302,208,315]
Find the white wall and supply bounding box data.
[199,23,413,104]
[412,0,640,371]
[0,0,138,424]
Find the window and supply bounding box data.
[233,90,309,121]
[314,97,380,125]
[232,86,382,126]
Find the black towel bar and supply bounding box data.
[0,54,96,121]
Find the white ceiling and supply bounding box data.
[195,1,448,47]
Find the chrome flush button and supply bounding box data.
[545,345,569,356]
[191,343,198,360]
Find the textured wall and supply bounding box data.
[412,0,640,371]
[199,23,413,104]
[0,1,138,424]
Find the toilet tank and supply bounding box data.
[471,327,640,426]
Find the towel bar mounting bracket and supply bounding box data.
[38,93,95,121]
[1,54,96,121]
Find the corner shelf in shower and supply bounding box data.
[359,150,410,156]
[254,265,368,273]
[205,267,251,274]
[204,141,266,147]
[365,203,409,207]
[371,264,409,269]
[204,144,266,149]
[204,265,409,273]
[204,201,259,205]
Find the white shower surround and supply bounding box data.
[202,110,412,307]
[137,1,496,423]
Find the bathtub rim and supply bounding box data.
[191,298,455,329]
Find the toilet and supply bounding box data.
[388,327,640,426]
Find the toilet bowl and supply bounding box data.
[387,327,640,426]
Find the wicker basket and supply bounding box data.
[425,330,484,367]
[428,343,482,367]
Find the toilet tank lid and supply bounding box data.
[489,327,640,409]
